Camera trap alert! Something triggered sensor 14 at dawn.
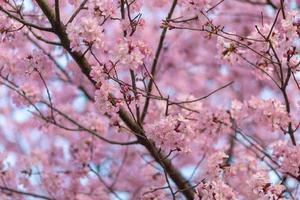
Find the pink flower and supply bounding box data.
[90,65,105,84]
[79,112,107,133]
[88,0,117,17]
[114,39,151,70]
[272,141,300,177]
[95,87,119,114]
[145,114,190,152]
[67,16,105,52]
[24,50,53,78]
[196,179,237,200]
[247,171,286,199]
[0,13,20,41]
[12,82,40,107]
[217,34,244,64]
[281,11,299,37]
[205,151,228,178]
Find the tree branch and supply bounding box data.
[0,186,53,200]
[0,5,53,32]
[34,0,195,198]
[141,0,178,122]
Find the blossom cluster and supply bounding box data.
[115,39,152,70]
[145,114,191,152]
[0,5,23,42]
[67,16,105,52]
[272,141,300,177]
[231,97,291,131]
[1,0,300,199]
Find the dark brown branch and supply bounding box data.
[87,164,123,200]
[55,0,61,25]
[169,81,234,105]
[66,0,88,25]
[0,186,53,200]
[34,0,195,199]
[141,0,178,122]
[0,6,53,32]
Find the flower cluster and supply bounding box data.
[215,10,300,78]
[247,172,286,199]
[12,82,41,107]
[114,39,152,70]
[180,0,213,17]
[217,35,245,64]
[195,108,232,136]
[90,65,121,114]
[272,141,300,177]
[2,0,300,199]
[87,0,117,17]
[281,11,300,38]
[0,13,19,41]
[204,151,229,178]
[90,64,106,85]
[67,16,105,52]
[145,114,191,152]
[24,50,53,78]
[196,179,237,200]
[79,112,107,134]
[231,97,291,131]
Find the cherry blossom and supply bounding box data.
[0,0,300,199]
[67,16,105,52]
